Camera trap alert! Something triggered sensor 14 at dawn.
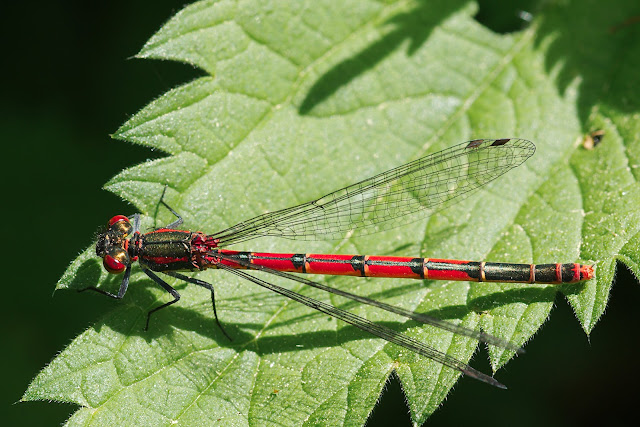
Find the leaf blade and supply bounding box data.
[28,0,640,425]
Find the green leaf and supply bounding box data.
[24,0,640,425]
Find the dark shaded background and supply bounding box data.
[2,1,638,426]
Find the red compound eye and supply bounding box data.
[103,255,126,274]
[103,248,130,274]
[108,215,129,226]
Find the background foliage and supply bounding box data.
[3,0,640,425]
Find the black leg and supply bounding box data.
[164,271,232,341]
[131,213,141,234]
[158,185,183,229]
[142,269,181,331]
[79,264,132,299]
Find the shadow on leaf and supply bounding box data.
[534,0,640,125]
[468,286,557,313]
[79,271,571,357]
[67,259,103,291]
[299,0,465,114]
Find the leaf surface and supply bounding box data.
[25,0,640,425]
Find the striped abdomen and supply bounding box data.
[206,250,594,284]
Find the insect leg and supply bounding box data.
[157,185,183,229]
[142,268,181,331]
[79,264,132,299]
[163,271,232,340]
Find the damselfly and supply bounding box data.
[82,138,593,388]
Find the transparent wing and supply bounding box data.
[210,138,535,246]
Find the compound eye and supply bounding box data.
[103,247,130,274]
[109,215,129,226]
[108,215,133,236]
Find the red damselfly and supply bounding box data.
[83,138,594,388]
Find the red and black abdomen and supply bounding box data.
[139,229,195,272]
